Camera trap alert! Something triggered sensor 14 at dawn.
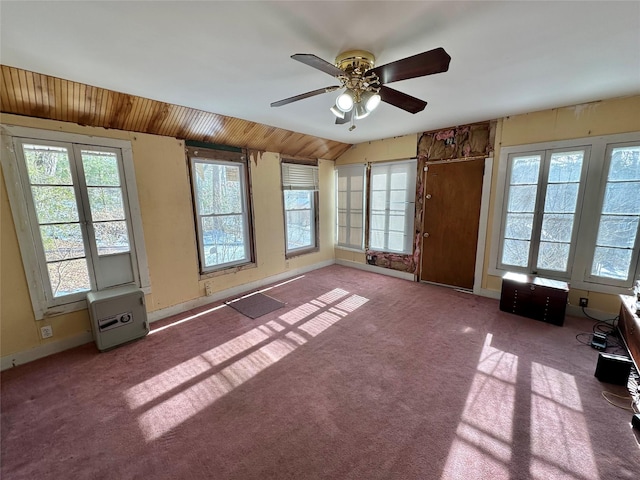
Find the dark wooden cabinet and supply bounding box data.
[499,272,569,326]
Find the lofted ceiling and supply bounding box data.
[1,1,639,147]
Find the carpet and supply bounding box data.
[2,265,639,480]
[225,292,285,319]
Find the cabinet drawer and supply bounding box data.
[500,273,568,326]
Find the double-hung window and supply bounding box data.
[281,161,319,256]
[369,160,417,254]
[1,125,149,319]
[188,146,253,273]
[492,132,640,292]
[336,164,366,250]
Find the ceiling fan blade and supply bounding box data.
[379,86,427,114]
[370,47,451,84]
[292,53,344,77]
[271,86,339,107]
[335,109,353,125]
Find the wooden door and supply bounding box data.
[420,159,485,289]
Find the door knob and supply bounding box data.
[426,194,432,199]
[423,232,430,238]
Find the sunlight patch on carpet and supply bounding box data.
[441,334,599,480]
[441,333,517,480]
[132,288,369,441]
[529,363,598,480]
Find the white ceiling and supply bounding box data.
[1,1,639,144]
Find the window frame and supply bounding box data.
[585,140,640,288]
[1,124,150,320]
[489,131,640,295]
[335,164,366,251]
[187,146,255,274]
[368,159,417,255]
[281,160,319,257]
[496,146,591,279]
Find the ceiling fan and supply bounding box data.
[271,47,451,129]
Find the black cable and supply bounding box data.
[576,332,593,346]
[581,305,618,324]
[594,324,614,334]
[574,306,623,352]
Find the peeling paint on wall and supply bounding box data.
[572,101,601,119]
[365,121,495,276]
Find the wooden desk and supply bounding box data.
[619,295,640,371]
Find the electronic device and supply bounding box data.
[632,413,640,430]
[591,332,608,350]
[595,352,633,385]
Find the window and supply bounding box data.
[336,164,366,250]
[369,160,417,254]
[1,125,149,319]
[281,161,319,256]
[492,132,640,293]
[499,148,588,276]
[589,143,640,285]
[188,146,253,273]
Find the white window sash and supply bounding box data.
[190,157,251,272]
[283,190,316,254]
[0,124,149,320]
[368,159,417,254]
[586,141,640,287]
[336,164,366,250]
[13,138,94,305]
[489,132,640,295]
[497,147,590,278]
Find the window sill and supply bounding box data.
[335,246,365,253]
[36,283,151,321]
[200,261,257,280]
[285,247,319,259]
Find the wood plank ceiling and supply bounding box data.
[0,65,352,160]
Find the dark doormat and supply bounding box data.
[225,292,286,319]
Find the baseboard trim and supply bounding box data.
[147,259,335,323]
[565,303,617,321]
[473,286,502,300]
[1,259,335,371]
[472,286,617,321]
[1,331,93,371]
[335,259,416,281]
[4,259,613,371]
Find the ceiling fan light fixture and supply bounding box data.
[363,92,381,112]
[354,102,370,120]
[336,90,355,112]
[330,105,345,119]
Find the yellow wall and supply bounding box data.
[337,133,417,165]
[336,95,640,313]
[3,95,638,359]
[334,133,417,262]
[483,95,640,314]
[0,114,335,358]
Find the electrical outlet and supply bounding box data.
[205,282,213,297]
[579,297,589,307]
[40,325,53,339]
